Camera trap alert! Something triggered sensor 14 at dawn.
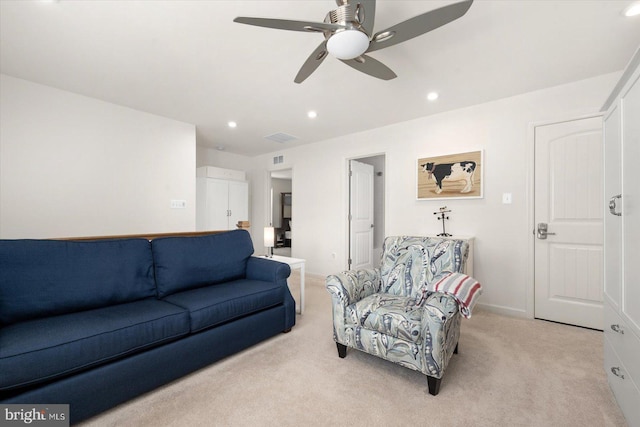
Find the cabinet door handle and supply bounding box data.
[609,194,622,216]
[611,367,625,379]
[610,324,624,334]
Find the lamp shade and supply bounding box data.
[264,227,275,248]
[326,29,369,60]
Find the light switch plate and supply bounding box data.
[502,193,512,204]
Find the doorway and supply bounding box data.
[270,169,292,257]
[348,155,385,270]
[533,115,603,329]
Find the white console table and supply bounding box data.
[264,255,305,315]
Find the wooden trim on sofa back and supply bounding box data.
[57,230,228,241]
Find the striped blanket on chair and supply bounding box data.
[428,272,482,318]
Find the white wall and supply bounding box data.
[247,72,620,317]
[0,75,196,238]
[196,145,250,171]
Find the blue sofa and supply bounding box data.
[0,230,295,423]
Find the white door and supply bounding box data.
[228,180,248,229]
[534,116,604,330]
[206,179,231,230]
[349,160,374,270]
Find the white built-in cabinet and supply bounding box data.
[196,166,248,231]
[602,48,640,427]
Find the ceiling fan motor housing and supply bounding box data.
[325,4,370,60]
[328,4,364,32]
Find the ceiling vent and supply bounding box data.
[265,132,297,143]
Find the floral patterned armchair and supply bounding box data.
[326,236,476,395]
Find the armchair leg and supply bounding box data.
[454,342,459,354]
[336,343,347,358]
[427,376,442,396]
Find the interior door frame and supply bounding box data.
[346,153,386,271]
[526,112,604,320]
[264,166,293,251]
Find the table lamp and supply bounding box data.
[264,226,275,258]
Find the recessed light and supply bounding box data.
[307,111,317,119]
[227,121,237,128]
[427,92,439,101]
[624,2,640,16]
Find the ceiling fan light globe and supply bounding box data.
[326,29,369,60]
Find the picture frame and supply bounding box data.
[417,150,483,200]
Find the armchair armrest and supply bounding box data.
[422,292,459,321]
[326,269,381,345]
[325,268,381,307]
[420,292,461,377]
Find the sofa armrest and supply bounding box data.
[325,268,381,307]
[420,292,461,377]
[246,256,291,282]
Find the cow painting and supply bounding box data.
[421,161,476,194]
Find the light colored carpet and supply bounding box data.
[80,273,627,427]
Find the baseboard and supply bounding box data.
[476,302,530,319]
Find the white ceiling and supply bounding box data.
[1,1,639,157]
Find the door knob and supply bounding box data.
[609,194,622,216]
[536,223,556,240]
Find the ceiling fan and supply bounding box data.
[234,0,473,83]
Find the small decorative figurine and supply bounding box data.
[433,206,452,237]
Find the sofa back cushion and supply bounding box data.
[152,230,254,298]
[379,236,468,299]
[0,238,156,325]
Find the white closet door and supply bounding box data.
[621,71,640,338]
[603,104,622,311]
[206,179,231,230]
[228,180,248,230]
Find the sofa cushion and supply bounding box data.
[0,238,156,325]
[348,293,425,343]
[162,279,285,332]
[0,299,189,391]
[152,230,254,298]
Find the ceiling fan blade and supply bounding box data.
[294,41,329,84]
[356,0,376,37]
[367,0,473,53]
[340,55,397,80]
[234,17,345,33]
